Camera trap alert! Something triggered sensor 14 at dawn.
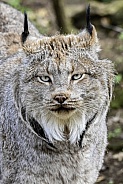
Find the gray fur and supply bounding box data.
[0,3,114,184]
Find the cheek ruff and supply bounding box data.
[20,106,98,147]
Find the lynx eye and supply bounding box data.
[71,74,85,80]
[37,76,51,83]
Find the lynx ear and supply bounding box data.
[86,4,98,46]
[86,4,93,35]
[21,12,29,43]
[78,5,99,49]
[21,12,41,54]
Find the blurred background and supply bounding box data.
[1,0,123,183]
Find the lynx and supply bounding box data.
[0,2,40,59]
[0,4,114,184]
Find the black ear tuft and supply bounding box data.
[86,4,93,35]
[21,12,29,43]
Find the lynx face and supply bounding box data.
[14,34,113,145]
[15,13,114,144]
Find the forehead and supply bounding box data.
[25,35,95,72]
[24,34,83,56]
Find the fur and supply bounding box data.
[0,3,115,184]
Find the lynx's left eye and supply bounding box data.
[71,74,85,80]
[37,76,51,83]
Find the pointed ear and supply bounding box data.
[21,12,29,43]
[86,4,93,35]
[78,5,99,50]
[86,4,98,46]
[21,12,41,54]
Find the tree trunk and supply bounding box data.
[51,0,70,34]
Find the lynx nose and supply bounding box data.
[54,94,67,104]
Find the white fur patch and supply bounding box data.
[40,111,86,144]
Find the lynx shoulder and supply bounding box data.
[0,4,114,184]
[0,2,41,59]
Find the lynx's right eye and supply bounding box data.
[71,74,85,81]
[37,76,51,83]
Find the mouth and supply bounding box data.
[50,105,76,113]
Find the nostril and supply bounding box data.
[54,95,67,104]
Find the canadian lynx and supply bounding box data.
[0,3,114,184]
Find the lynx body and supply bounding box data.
[0,3,114,184]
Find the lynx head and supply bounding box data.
[15,6,114,145]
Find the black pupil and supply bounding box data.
[43,76,50,82]
[72,74,81,80]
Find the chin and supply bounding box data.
[50,109,77,120]
[40,110,86,144]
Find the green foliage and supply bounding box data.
[119,33,123,40]
[111,73,123,109]
[8,0,29,12]
[111,87,123,109]
[115,74,122,84]
[108,127,122,139]
[8,0,22,9]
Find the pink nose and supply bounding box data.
[54,94,67,104]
